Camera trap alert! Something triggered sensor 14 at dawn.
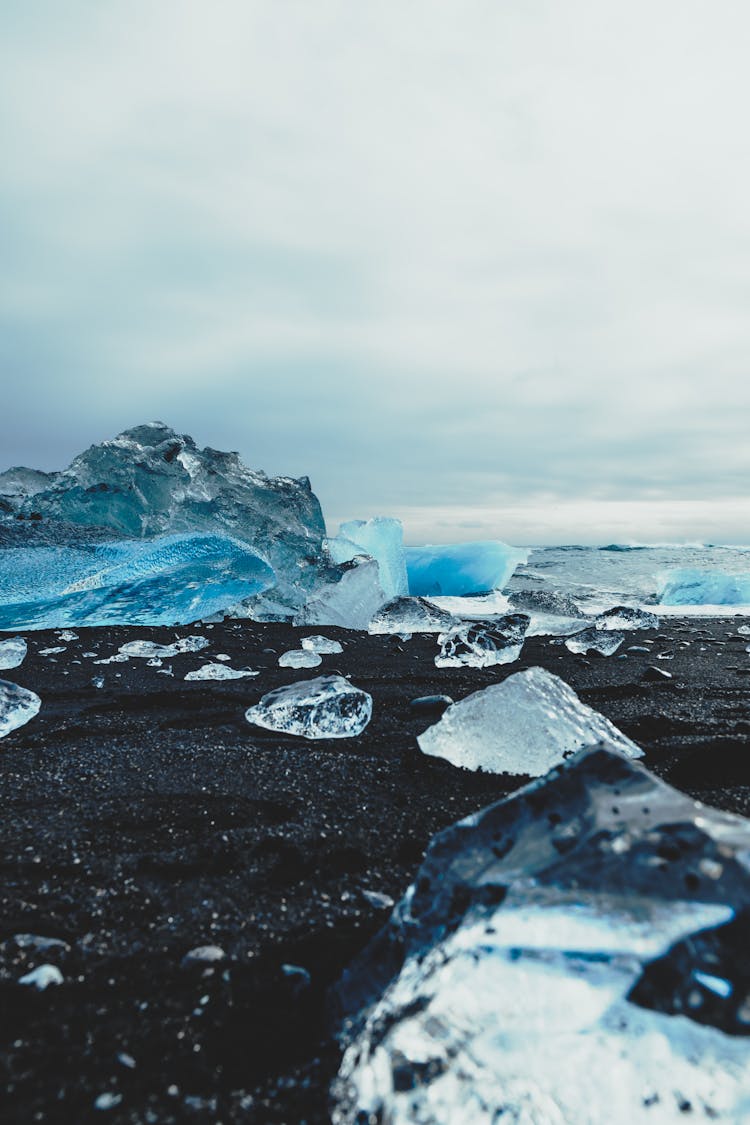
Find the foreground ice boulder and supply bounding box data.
[328,517,408,599]
[417,667,641,774]
[245,675,372,739]
[0,679,41,737]
[0,637,27,669]
[405,541,528,597]
[0,534,274,630]
[368,597,454,635]
[435,614,529,669]
[660,569,750,606]
[333,746,750,1124]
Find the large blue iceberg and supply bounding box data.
[405,540,528,597]
[327,517,408,599]
[659,569,750,605]
[0,533,275,630]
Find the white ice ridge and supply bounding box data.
[245,675,372,740]
[0,679,42,738]
[417,667,642,775]
[0,637,27,670]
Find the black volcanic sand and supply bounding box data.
[2,617,750,1123]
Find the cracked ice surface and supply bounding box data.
[0,637,27,669]
[405,540,528,597]
[245,675,372,740]
[328,517,408,599]
[435,614,529,669]
[0,534,274,630]
[368,597,454,635]
[184,663,259,681]
[278,649,322,669]
[333,747,750,1124]
[417,667,641,774]
[0,679,41,738]
[300,635,343,655]
[595,605,660,631]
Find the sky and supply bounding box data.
[1,0,749,545]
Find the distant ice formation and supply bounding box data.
[405,541,528,597]
[245,675,372,739]
[659,569,750,606]
[333,746,750,1124]
[0,534,274,630]
[417,667,640,774]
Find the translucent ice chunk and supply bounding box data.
[435,614,529,669]
[659,569,750,606]
[119,636,209,659]
[565,627,625,656]
[329,517,408,598]
[417,667,641,774]
[0,637,27,670]
[595,605,659,631]
[300,635,343,654]
[368,596,454,635]
[245,675,372,740]
[294,558,387,631]
[184,663,259,680]
[405,541,528,597]
[0,534,274,630]
[0,679,41,738]
[278,649,322,669]
[18,964,63,990]
[333,747,750,1125]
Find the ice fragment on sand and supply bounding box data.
[0,679,41,738]
[18,964,63,990]
[329,517,408,598]
[0,636,27,669]
[405,540,528,597]
[0,533,275,630]
[509,589,585,618]
[181,945,226,968]
[93,653,129,664]
[565,626,625,656]
[39,646,66,655]
[57,630,78,641]
[119,636,209,659]
[595,605,659,631]
[278,649,322,669]
[659,569,750,606]
[333,746,750,1125]
[184,663,259,681]
[245,675,372,740]
[301,635,343,654]
[368,596,454,635]
[435,614,529,669]
[294,557,387,631]
[417,666,641,775]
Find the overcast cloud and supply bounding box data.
[1,0,749,543]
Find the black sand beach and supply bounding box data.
[2,618,750,1123]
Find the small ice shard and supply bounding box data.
[417,667,641,775]
[301,635,343,654]
[184,663,259,680]
[405,541,528,597]
[278,649,322,669]
[18,964,63,990]
[435,614,529,669]
[181,945,226,968]
[245,675,372,740]
[13,934,70,953]
[92,675,104,689]
[368,596,454,635]
[38,646,66,655]
[93,653,129,664]
[361,890,395,910]
[328,517,408,599]
[659,569,750,605]
[294,557,387,631]
[565,626,625,656]
[738,625,750,635]
[0,679,41,738]
[595,605,659,631]
[146,657,162,667]
[214,653,231,661]
[333,746,750,1125]
[0,636,27,670]
[94,1092,122,1111]
[57,630,78,641]
[119,636,209,659]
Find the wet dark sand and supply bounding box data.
[2,618,750,1123]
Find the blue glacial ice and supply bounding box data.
[327,517,408,599]
[659,569,750,606]
[0,534,274,630]
[405,540,528,597]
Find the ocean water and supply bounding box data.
[506,544,750,615]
